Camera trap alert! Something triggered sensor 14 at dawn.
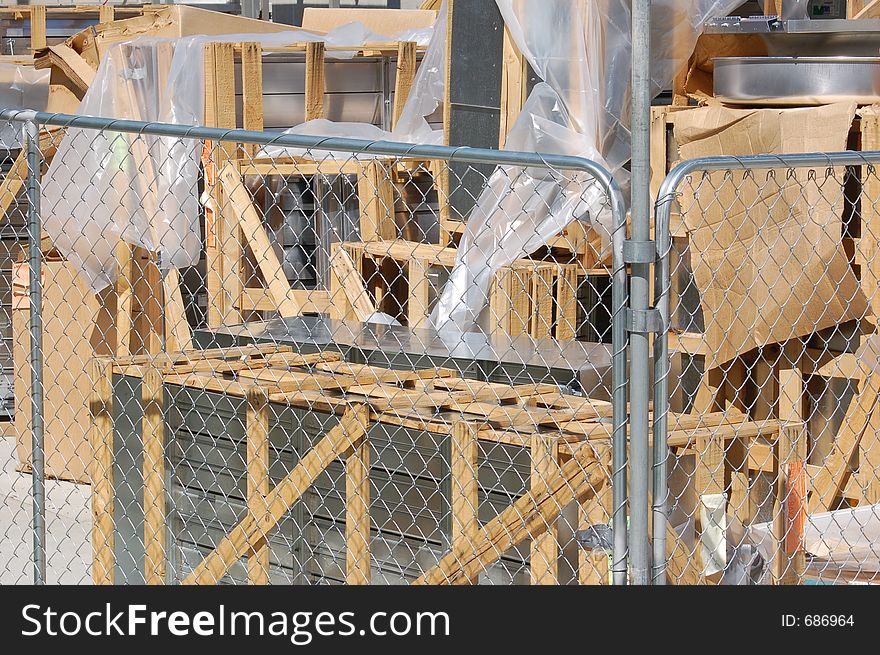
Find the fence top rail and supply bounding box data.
[656,150,880,211]
[0,107,622,193]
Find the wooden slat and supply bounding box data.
[162,269,193,352]
[240,42,264,159]
[329,244,377,321]
[305,41,326,121]
[530,435,560,584]
[142,365,166,585]
[809,374,880,513]
[30,4,47,51]
[219,164,302,317]
[407,258,430,330]
[346,439,371,585]
[414,445,600,585]
[90,358,115,585]
[451,422,480,585]
[358,160,397,242]
[392,41,417,129]
[183,405,369,585]
[247,386,270,585]
[556,265,578,341]
[99,5,115,23]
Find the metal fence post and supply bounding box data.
[628,0,653,585]
[25,119,46,585]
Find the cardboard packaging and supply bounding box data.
[13,256,116,484]
[669,102,870,366]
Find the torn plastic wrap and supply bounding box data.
[431,84,610,333]
[40,21,436,292]
[432,0,744,334]
[0,65,49,148]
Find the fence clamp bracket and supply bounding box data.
[626,307,663,334]
[622,239,656,264]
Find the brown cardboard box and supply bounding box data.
[13,257,116,484]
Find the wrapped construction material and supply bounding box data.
[0,65,49,148]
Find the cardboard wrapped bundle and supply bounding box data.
[670,102,870,367]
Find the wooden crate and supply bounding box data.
[202,39,423,328]
[92,345,800,584]
[330,239,604,341]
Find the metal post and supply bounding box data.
[25,119,46,585]
[629,0,652,585]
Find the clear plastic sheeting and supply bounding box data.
[260,2,447,160]
[751,504,880,581]
[0,65,49,148]
[431,0,743,333]
[41,21,436,292]
[431,85,609,333]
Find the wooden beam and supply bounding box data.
[30,5,47,51]
[346,439,371,585]
[808,374,880,513]
[414,445,601,585]
[142,365,166,585]
[99,5,115,23]
[305,41,326,121]
[530,435,560,584]
[392,41,417,129]
[407,258,430,330]
[329,244,377,322]
[183,405,369,585]
[219,164,303,317]
[358,160,397,242]
[240,42,264,159]
[247,386,270,585]
[451,422,480,585]
[90,358,115,585]
[162,269,193,353]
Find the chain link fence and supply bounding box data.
[4,104,879,586]
[655,152,880,585]
[0,108,632,585]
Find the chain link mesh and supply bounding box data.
[0,113,625,586]
[660,157,880,585]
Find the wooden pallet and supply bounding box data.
[91,345,803,585]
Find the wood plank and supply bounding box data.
[36,45,96,96]
[247,386,270,585]
[392,41,418,129]
[240,42,264,159]
[219,164,302,317]
[774,423,807,584]
[30,4,47,51]
[346,439,371,585]
[99,5,115,23]
[183,405,370,585]
[556,264,578,341]
[531,435,560,584]
[531,266,555,340]
[305,41,326,121]
[407,258,430,330]
[142,365,166,585]
[238,287,332,315]
[414,445,600,585]
[162,269,193,353]
[90,358,114,585]
[808,374,880,513]
[451,422,480,584]
[358,160,397,242]
[329,244,376,321]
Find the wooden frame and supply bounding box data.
[202,39,422,328]
[93,345,801,585]
[331,239,607,340]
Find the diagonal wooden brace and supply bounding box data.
[414,444,604,585]
[183,404,369,585]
